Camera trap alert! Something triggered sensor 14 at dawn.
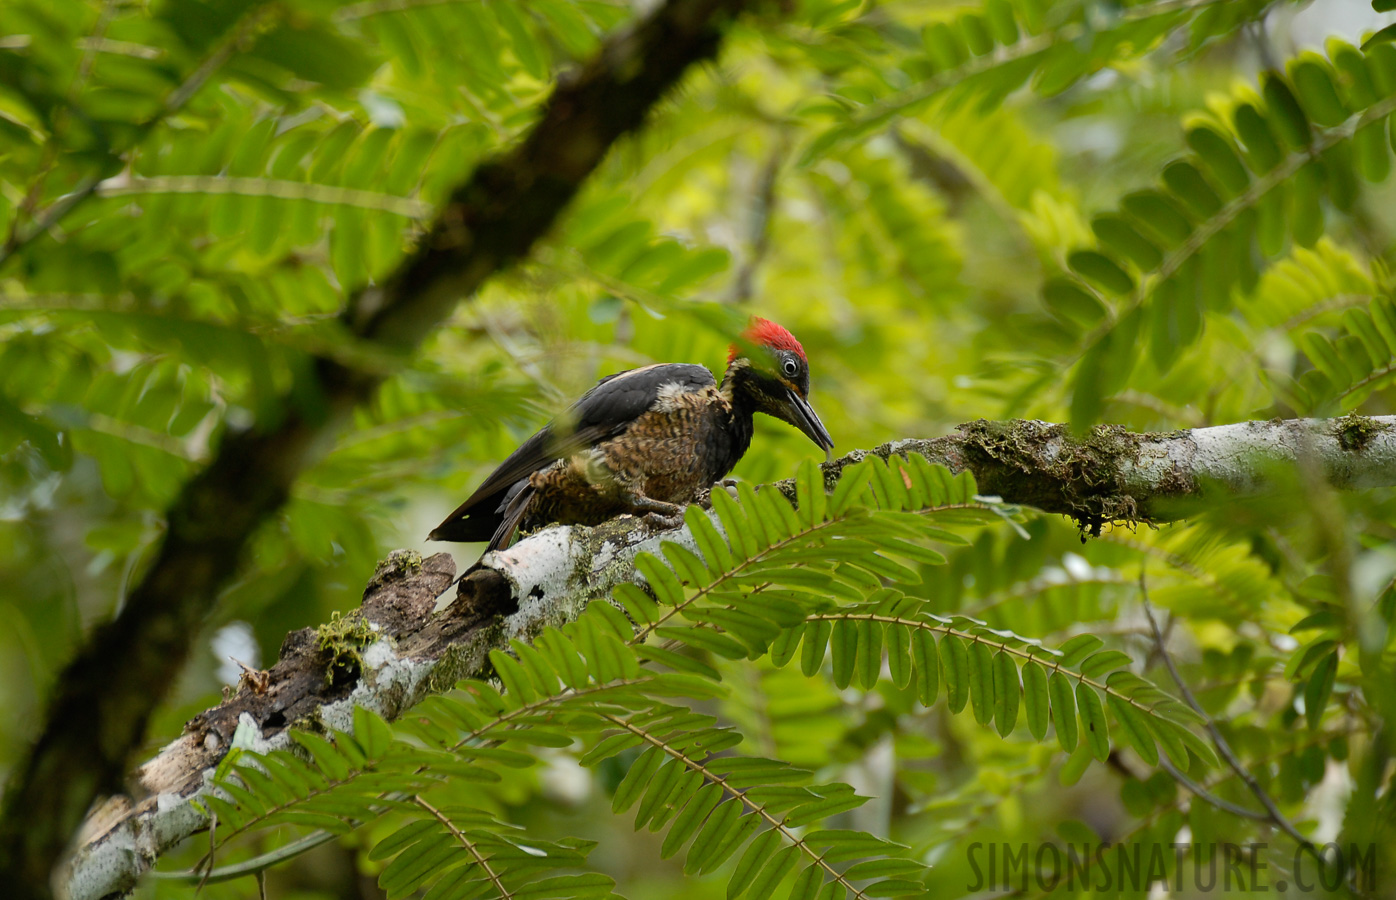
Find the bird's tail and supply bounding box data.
[487,483,534,551]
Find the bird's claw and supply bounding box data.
[642,511,685,530]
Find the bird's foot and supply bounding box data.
[642,511,686,530]
[620,490,683,518]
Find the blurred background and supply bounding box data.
[3,0,1396,896]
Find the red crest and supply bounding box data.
[728,317,807,365]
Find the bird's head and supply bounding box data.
[727,317,835,459]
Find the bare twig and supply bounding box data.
[1139,572,1312,848]
[1156,757,1270,821]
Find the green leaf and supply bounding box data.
[1145,715,1192,770]
[1043,277,1109,327]
[967,639,994,726]
[1363,22,1396,50]
[637,553,686,606]
[664,542,713,588]
[684,795,744,865]
[352,706,392,759]
[730,829,783,900]
[370,819,437,861]
[771,624,806,669]
[1092,215,1163,270]
[514,874,616,900]
[739,481,781,547]
[1108,696,1159,766]
[1290,56,1349,127]
[959,13,995,56]
[830,460,872,515]
[490,649,537,705]
[697,812,763,875]
[662,626,748,660]
[922,22,966,71]
[637,759,686,829]
[993,651,1020,736]
[1291,161,1325,247]
[1122,191,1193,246]
[787,864,824,900]
[1264,74,1312,150]
[844,859,925,880]
[796,458,829,528]
[713,489,758,561]
[941,634,969,713]
[1049,671,1079,752]
[912,628,940,705]
[661,782,723,858]
[1057,634,1104,667]
[614,746,664,813]
[886,623,912,690]
[1076,684,1111,762]
[983,0,1019,45]
[294,732,351,781]
[1234,102,1283,171]
[687,505,736,573]
[1176,726,1222,769]
[1068,250,1135,295]
[1080,649,1133,678]
[381,832,455,896]
[1022,661,1050,741]
[855,619,883,689]
[1186,125,1249,194]
[1162,160,1222,217]
[746,844,801,900]
[802,619,832,677]
[830,619,857,689]
[1354,117,1391,181]
[1304,651,1338,730]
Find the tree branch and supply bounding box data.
[790,415,1396,535]
[0,1,756,894]
[62,414,1396,899]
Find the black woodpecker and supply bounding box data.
[429,318,835,551]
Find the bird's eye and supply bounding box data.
[782,358,799,377]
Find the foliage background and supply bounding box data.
[3,0,1396,897]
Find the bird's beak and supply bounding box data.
[782,387,835,462]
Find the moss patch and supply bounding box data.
[1334,413,1386,452]
[957,419,1147,537]
[362,549,423,596]
[315,610,379,687]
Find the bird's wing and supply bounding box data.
[572,362,715,433]
[429,363,716,543]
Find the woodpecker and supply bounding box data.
[429,318,835,551]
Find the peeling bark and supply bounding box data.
[64,415,1396,900]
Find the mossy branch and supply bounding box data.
[783,415,1396,535]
